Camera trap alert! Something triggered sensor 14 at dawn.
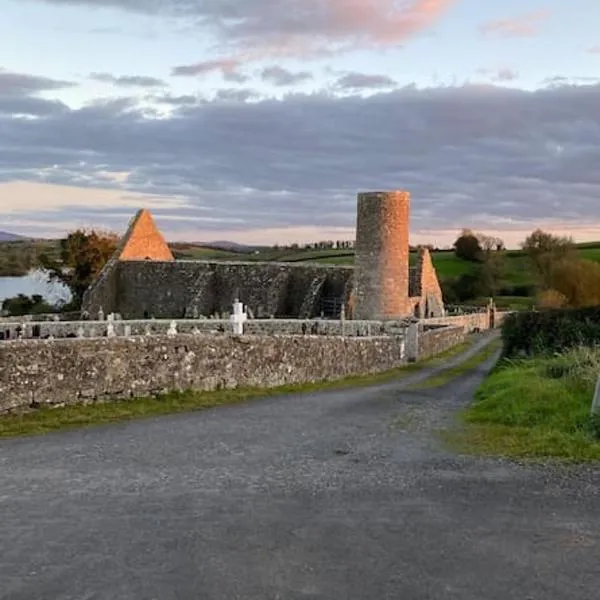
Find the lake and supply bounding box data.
[0,270,71,306]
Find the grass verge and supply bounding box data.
[443,347,600,462]
[407,338,502,390]
[0,336,477,439]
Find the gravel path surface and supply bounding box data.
[1,333,599,599]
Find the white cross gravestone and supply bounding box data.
[167,321,178,336]
[230,300,247,335]
[76,326,85,338]
[591,375,600,416]
[124,325,132,337]
[98,307,104,321]
[106,322,116,337]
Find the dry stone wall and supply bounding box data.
[0,324,465,413]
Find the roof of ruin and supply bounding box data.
[118,209,174,261]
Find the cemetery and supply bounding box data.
[0,190,507,415]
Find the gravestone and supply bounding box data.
[77,326,85,339]
[145,324,152,336]
[230,300,247,335]
[98,307,104,321]
[591,376,600,416]
[106,322,116,337]
[124,325,132,337]
[167,321,178,336]
[89,327,97,338]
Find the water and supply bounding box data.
[0,270,71,306]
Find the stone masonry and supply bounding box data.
[354,191,411,320]
[0,325,465,413]
[82,191,445,321]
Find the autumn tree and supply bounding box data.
[40,229,119,308]
[543,257,600,308]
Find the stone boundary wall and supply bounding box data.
[424,311,510,333]
[0,318,409,340]
[0,324,465,413]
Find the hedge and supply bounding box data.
[502,307,600,357]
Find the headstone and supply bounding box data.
[192,306,199,319]
[230,300,247,335]
[107,313,115,322]
[98,307,104,321]
[77,326,85,339]
[145,324,152,336]
[192,327,201,336]
[124,325,132,337]
[106,322,116,337]
[89,326,97,338]
[167,321,178,336]
[591,376,600,416]
[52,315,60,322]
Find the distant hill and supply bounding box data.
[0,230,27,242]
[199,240,258,253]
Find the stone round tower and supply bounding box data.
[353,190,411,320]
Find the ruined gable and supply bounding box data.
[414,248,444,317]
[118,209,174,261]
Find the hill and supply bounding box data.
[0,231,27,242]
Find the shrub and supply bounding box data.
[502,307,600,357]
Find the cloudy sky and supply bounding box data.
[1,0,599,247]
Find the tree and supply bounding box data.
[1,293,55,317]
[544,257,600,308]
[453,229,483,262]
[40,229,118,308]
[522,229,575,284]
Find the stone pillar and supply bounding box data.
[354,190,410,320]
[406,319,419,362]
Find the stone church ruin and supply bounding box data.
[82,191,445,321]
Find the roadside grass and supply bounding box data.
[0,336,477,439]
[443,347,600,462]
[407,338,502,390]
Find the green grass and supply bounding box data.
[408,338,502,390]
[0,336,477,439]
[444,347,600,462]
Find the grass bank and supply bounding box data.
[408,338,502,390]
[0,337,476,439]
[446,347,600,462]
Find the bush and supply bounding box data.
[502,307,600,357]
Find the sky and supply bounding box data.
[1,0,599,248]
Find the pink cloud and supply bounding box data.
[173,0,457,74]
[480,9,550,38]
[590,45,600,54]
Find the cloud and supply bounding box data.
[480,9,550,38]
[0,67,76,96]
[2,77,600,245]
[172,58,241,77]
[590,45,600,54]
[38,0,457,62]
[335,72,397,90]
[477,67,519,83]
[89,72,166,87]
[261,66,313,86]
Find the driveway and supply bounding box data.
[1,333,599,599]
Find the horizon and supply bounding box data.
[1,0,600,245]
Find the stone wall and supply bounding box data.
[0,318,472,413]
[0,334,408,413]
[0,318,409,340]
[424,311,508,333]
[83,259,354,320]
[418,325,465,361]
